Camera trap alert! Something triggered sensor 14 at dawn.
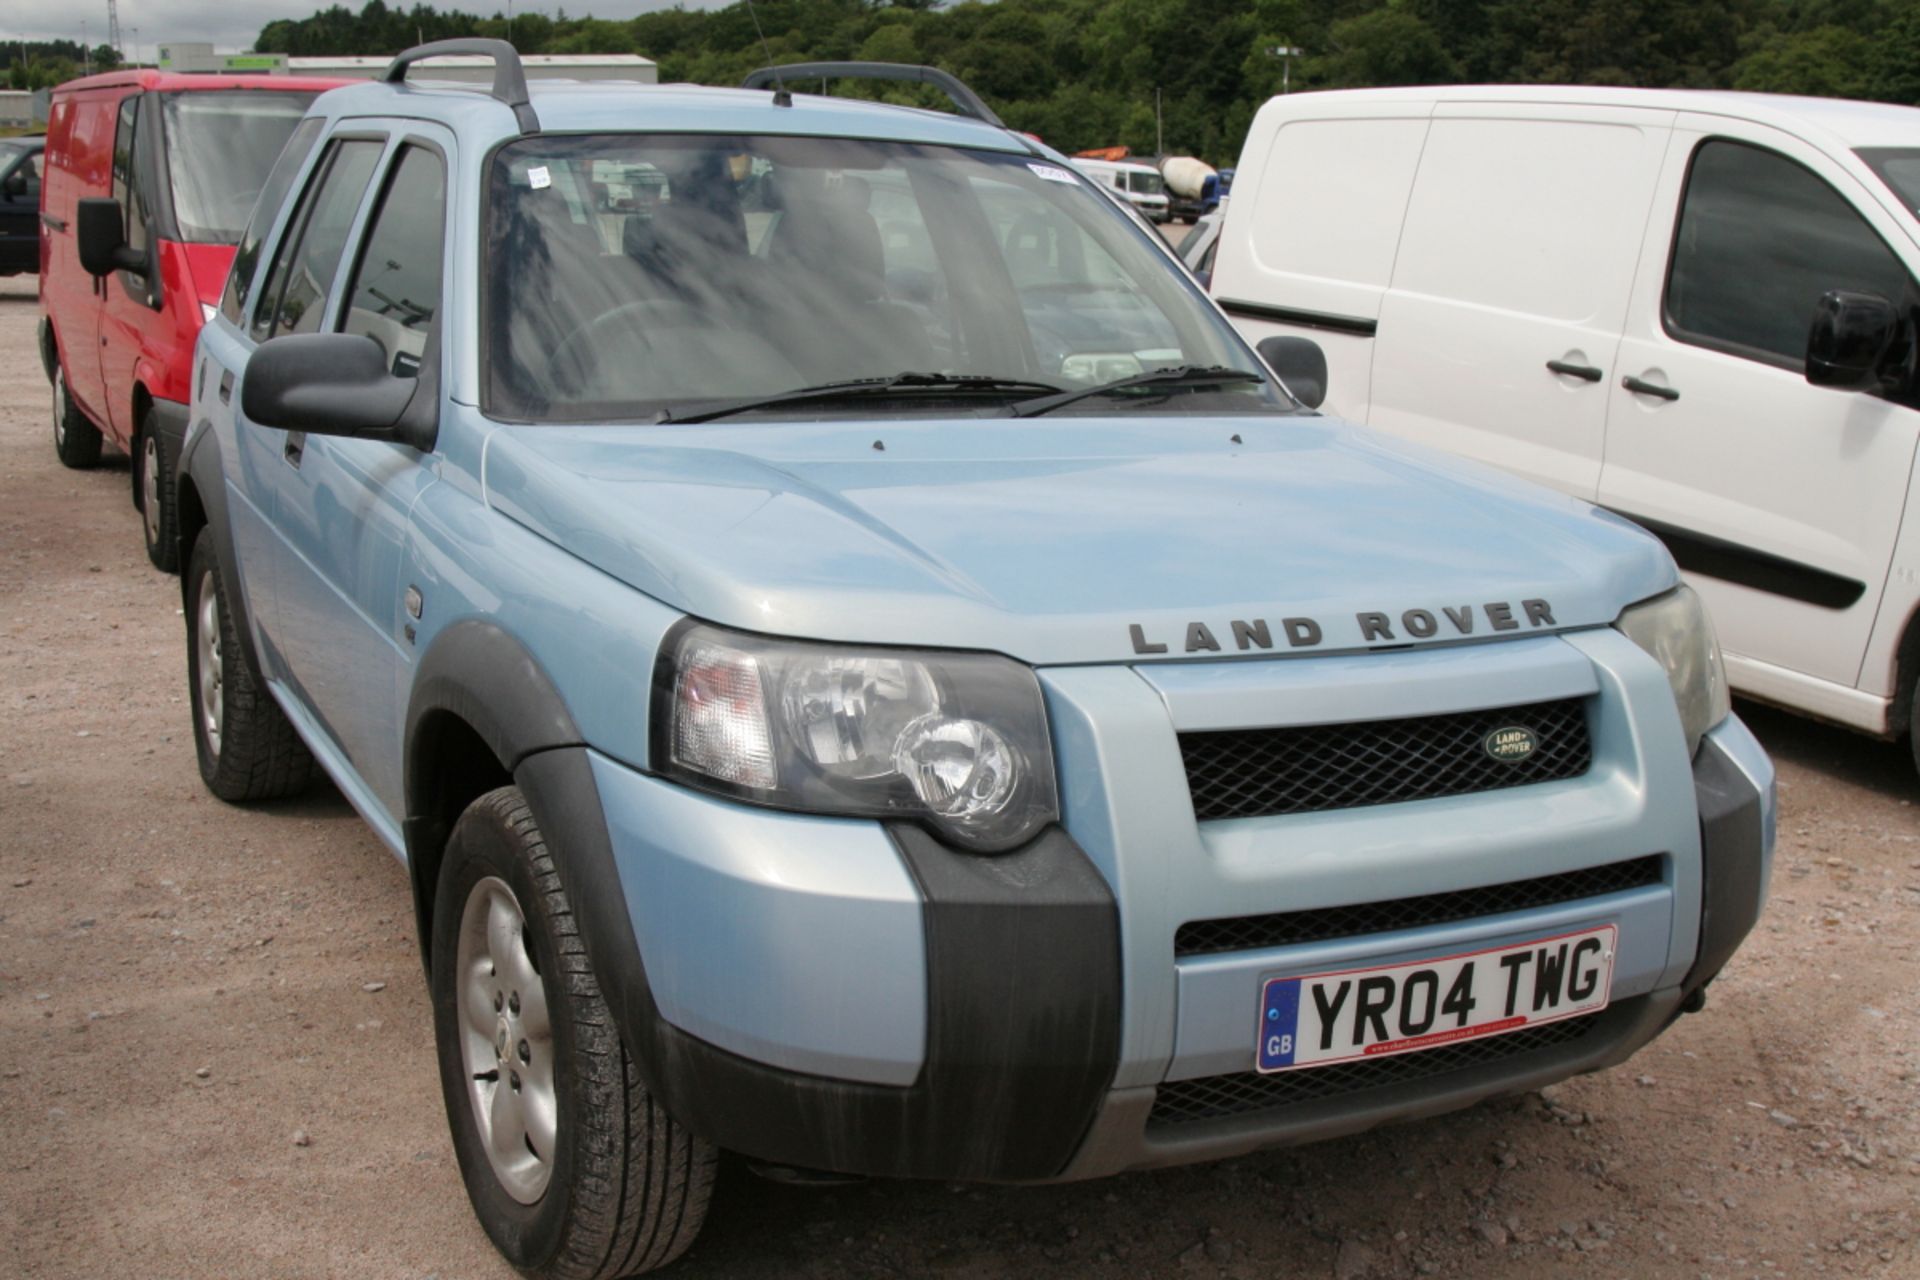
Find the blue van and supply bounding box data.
[178,43,1774,1277]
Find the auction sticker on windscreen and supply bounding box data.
[1256,925,1617,1073]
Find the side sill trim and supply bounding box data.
[1603,508,1867,610]
[1217,299,1378,337]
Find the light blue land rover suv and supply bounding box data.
[178,41,1777,1277]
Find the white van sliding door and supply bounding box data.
[1599,120,1920,697]
[1370,106,1674,498]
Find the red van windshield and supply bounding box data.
[163,91,318,244]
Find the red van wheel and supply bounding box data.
[52,364,104,469]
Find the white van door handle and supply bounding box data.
[1622,375,1680,402]
[1546,359,1603,382]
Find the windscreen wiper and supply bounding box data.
[1006,365,1266,419]
[657,373,1066,425]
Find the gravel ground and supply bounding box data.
[3,269,1919,1279]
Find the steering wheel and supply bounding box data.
[548,301,673,390]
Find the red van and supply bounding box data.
[37,70,347,571]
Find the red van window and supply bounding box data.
[163,91,319,245]
[111,94,149,258]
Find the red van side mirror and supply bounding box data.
[76,197,146,279]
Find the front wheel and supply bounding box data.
[139,415,180,573]
[432,787,716,1279]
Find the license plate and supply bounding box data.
[1256,925,1617,1073]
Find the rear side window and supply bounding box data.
[251,138,382,342]
[340,145,447,377]
[1666,140,1914,366]
[220,116,325,326]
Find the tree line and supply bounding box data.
[15,2,1920,163]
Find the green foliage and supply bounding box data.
[3,41,123,89]
[1312,9,1461,88]
[248,0,1920,165]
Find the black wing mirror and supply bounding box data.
[2,168,29,199]
[76,196,145,278]
[1257,334,1328,410]
[242,333,436,451]
[1806,289,1902,392]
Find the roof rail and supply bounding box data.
[740,61,1004,128]
[384,38,539,133]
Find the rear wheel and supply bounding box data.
[51,363,102,469]
[433,787,716,1278]
[138,415,180,573]
[185,530,314,801]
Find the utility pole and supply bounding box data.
[81,19,91,75]
[106,0,122,64]
[1155,87,1163,160]
[1269,44,1303,94]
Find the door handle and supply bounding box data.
[284,431,306,469]
[1622,375,1680,401]
[1546,359,1603,382]
[218,370,233,404]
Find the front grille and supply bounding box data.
[1180,698,1591,822]
[1148,1014,1597,1127]
[1175,855,1664,957]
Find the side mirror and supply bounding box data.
[242,333,434,450]
[1258,334,1329,410]
[1806,289,1900,392]
[2,169,26,199]
[76,197,145,278]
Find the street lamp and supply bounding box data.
[1269,45,1303,95]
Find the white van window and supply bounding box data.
[1390,117,1660,322]
[1667,140,1913,367]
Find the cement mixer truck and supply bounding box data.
[1160,155,1217,222]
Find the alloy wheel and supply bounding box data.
[456,875,556,1204]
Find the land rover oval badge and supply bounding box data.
[1483,725,1537,763]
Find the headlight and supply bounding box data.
[653,622,1059,853]
[1614,585,1731,756]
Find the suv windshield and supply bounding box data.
[484,134,1279,422]
[1859,147,1920,217]
[163,91,319,243]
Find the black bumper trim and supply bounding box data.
[1683,733,1769,993]
[515,751,1123,1183]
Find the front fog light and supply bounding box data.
[654,622,1059,852]
[1614,585,1731,756]
[895,714,1021,820]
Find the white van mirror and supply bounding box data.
[1257,335,1328,409]
[1806,290,1901,393]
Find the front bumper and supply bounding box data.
[552,645,1773,1184]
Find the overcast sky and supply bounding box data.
[4,1,727,56]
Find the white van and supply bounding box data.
[1072,157,1172,222]
[1213,86,1920,759]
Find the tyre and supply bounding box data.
[184,530,315,801]
[432,788,716,1279]
[138,415,180,573]
[51,361,102,469]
